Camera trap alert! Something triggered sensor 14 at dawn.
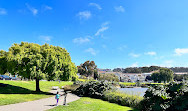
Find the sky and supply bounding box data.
[0,0,188,69]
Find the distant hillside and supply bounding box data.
[113,66,188,73]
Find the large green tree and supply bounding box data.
[151,68,174,83]
[1,42,78,91]
[77,60,98,79]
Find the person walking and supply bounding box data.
[55,91,60,106]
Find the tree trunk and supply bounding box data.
[36,78,40,92]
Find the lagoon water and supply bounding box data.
[119,88,148,97]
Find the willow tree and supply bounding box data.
[4,42,78,91]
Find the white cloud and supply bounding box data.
[0,8,7,15]
[89,3,102,10]
[39,35,52,42]
[174,48,188,56]
[44,5,52,11]
[85,48,97,56]
[130,62,138,67]
[115,6,125,12]
[145,51,156,56]
[118,45,127,51]
[95,22,109,36]
[77,11,91,20]
[129,53,140,58]
[73,37,90,44]
[26,3,38,15]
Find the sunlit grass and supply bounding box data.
[119,82,135,86]
[0,80,73,105]
[49,97,136,111]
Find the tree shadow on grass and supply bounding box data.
[0,83,53,95]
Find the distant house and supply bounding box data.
[174,72,188,75]
[98,70,154,82]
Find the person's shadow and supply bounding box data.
[45,104,57,106]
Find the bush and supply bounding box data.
[103,90,143,109]
[140,82,188,111]
[174,74,188,81]
[74,81,114,98]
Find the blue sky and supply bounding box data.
[0,0,188,69]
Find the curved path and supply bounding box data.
[0,89,80,111]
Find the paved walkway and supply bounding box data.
[0,89,80,111]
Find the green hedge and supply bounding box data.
[103,90,143,109]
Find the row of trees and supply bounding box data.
[113,66,188,73]
[0,42,78,91]
[113,66,160,73]
[170,67,188,72]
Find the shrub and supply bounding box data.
[140,82,188,111]
[103,90,143,109]
[74,81,114,98]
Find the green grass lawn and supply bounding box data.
[119,82,136,86]
[49,97,136,111]
[0,80,73,105]
[119,82,166,86]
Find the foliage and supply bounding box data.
[113,66,160,73]
[74,81,114,98]
[99,73,119,82]
[0,50,8,74]
[140,82,188,111]
[145,75,152,81]
[170,67,188,72]
[0,42,78,91]
[77,60,98,79]
[113,68,123,72]
[103,90,143,109]
[123,67,142,73]
[49,97,135,111]
[135,81,141,87]
[151,68,174,83]
[174,74,188,81]
[114,66,188,73]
